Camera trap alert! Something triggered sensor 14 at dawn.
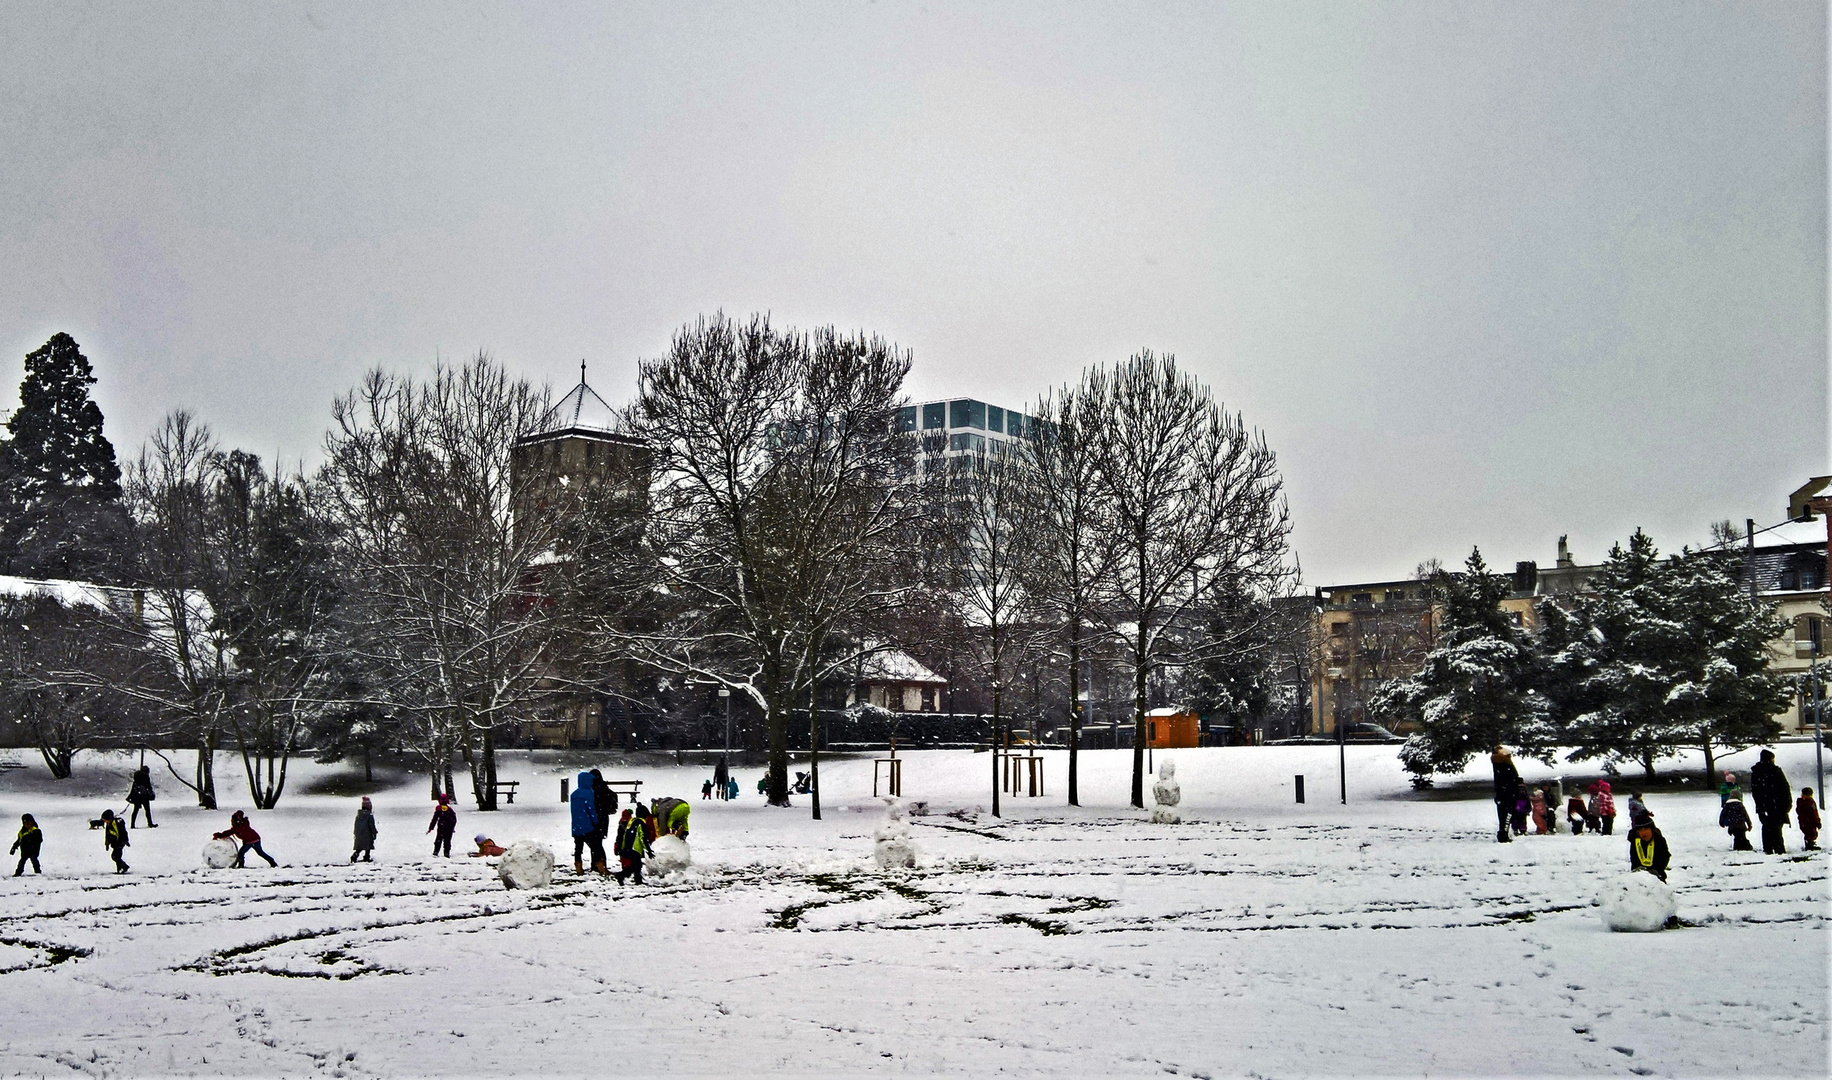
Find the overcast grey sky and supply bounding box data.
[1,2,1824,582]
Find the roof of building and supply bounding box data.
[1744,539,1828,595]
[521,370,631,443]
[857,649,947,686]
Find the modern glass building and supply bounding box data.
[895,398,1040,460]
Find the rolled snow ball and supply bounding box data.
[202,838,239,869]
[1150,806,1181,825]
[497,840,554,890]
[874,835,917,869]
[1599,872,1676,932]
[646,834,692,877]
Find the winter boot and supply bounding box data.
[574,855,585,874]
[593,859,609,876]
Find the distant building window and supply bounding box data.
[987,406,1004,433]
[1350,592,1373,607]
[895,406,917,433]
[1781,568,1800,591]
[950,400,986,430]
[1386,589,1405,602]
[923,402,947,429]
[949,433,986,453]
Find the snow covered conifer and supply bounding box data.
[1371,548,1552,784]
[1544,530,1791,780]
[0,333,131,580]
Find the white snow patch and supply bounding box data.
[1599,871,1677,932]
[497,840,553,890]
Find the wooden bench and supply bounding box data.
[0,761,25,773]
[560,778,642,804]
[487,780,520,804]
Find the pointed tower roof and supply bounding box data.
[522,362,626,442]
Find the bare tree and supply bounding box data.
[938,446,1039,817]
[0,592,139,778]
[1083,351,1293,807]
[1022,385,1116,805]
[596,314,919,807]
[120,411,234,808]
[322,355,561,810]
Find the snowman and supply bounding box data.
[874,798,918,869]
[1151,759,1181,824]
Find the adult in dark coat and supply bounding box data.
[570,771,607,875]
[127,766,157,827]
[1748,749,1791,855]
[590,770,615,840]
[352,797,378,862]
[1490,747,1521,843]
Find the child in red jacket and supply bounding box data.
[213,811,278,868]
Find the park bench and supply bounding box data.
[559,778,642,805]
[487,779,520,804]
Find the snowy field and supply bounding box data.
[0,742,1823,1079]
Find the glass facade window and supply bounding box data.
[950,399,986,430]
[922,402,947,429]
[987,406,1004,433]
[948,433,986,453]
[895,406,917,433]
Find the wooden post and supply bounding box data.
[560,778,569,803]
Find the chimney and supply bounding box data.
[1556,535,1574,568]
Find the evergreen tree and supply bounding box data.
[0,333,129,580]
[1544,530,1791,780]
[1370,548,1552,784]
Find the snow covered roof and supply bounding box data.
[857,649,947,686]
[0,575,136,616]
[523,371,628,442]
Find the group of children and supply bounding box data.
[1717,772,1820,853]
[701,777,741,800]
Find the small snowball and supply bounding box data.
[1599,872,1676,932]
[497,840,554,890]
[202,838,239,869]
[647,834,692,877]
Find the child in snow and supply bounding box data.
[352,797,378,863]
[702,779,714,800]
[1719,772,1740,805]
[613,808,646,885]
[1798,788,1821,851]
[427,796,457,858]
[1509,784,1530,837]
[1626,791,1646,824]
[1591,782,1617,835]
[1719,793,1754,851]
[1627,814,1670,882]
[10,814,41,875]
[468,835,506,857]
[1529,789,1549,835]
[726,778,739,801]
[1566,791,1589,834]
[214,810,277,867]
[100,809,129,873]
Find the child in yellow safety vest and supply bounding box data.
[1628,815,1670,882]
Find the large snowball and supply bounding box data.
[202,839,239,869]
[1151,805,1182,824]
[647,834,692,877]
[1599,872,1676,932]
[497,840,554,890]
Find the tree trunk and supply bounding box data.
[1132,623,1148,809]
[196,739,217,810]
[1640,748,1657,781]
[809,674,822,821]
[1701,737,1717,790]
[363,742,373,782]
[765,671,790,806]
[477,725,499,811]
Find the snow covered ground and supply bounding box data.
[0,742,1822,1078]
